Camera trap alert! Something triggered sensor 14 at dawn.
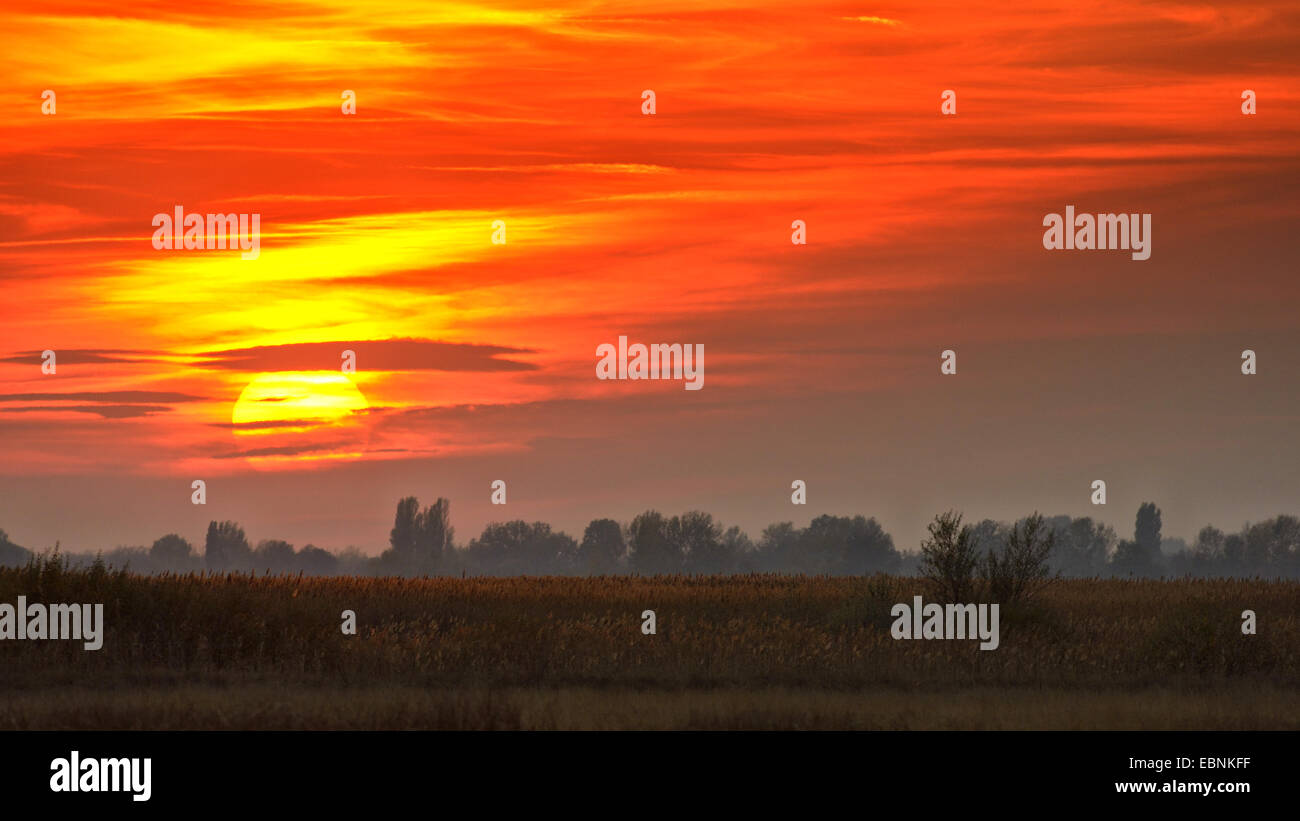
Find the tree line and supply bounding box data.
[0,497,1296,578]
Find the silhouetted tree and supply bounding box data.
[796,514,899,575]
[1194,525,1225,560]
[204,520,251,571]
[982,512,1057,603]
[148,534,199,571]
[416,498,454,566]
[576,519,625,574]
[1036,515,1113,576]
[466,521,575,575]
[254,539,295,574]
[1111,539,1144,575]
[1270,515,1300,575]
[383,496,454,573]
[627,511,679,574]
[389,497,421,556]
[1217,533,1244,572]
[1136,502,1162,554]
[919,511,979,601]
[967,519,1007,558]
[756,522,799,571]
[673,511,729,574]
[1241,515,1300,574]
[150,533,194,563]
[1112,502,1163,576]
[297,544,339,575]
[721,525,758,572]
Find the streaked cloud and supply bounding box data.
[193,339,538,372]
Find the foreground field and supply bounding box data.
[1,561,1295,729]
[2,684,1296,730]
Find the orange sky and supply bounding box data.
[2,0,1298,553]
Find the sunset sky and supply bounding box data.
[2,0,1298,555]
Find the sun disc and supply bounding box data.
[230,372,370,464]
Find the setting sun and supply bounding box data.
[230,372,369,464]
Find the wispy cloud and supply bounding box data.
[193,339,538,372]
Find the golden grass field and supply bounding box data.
[1,559,1295,729]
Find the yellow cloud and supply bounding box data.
[841,15,902,26]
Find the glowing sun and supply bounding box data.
[231,372,370,465]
